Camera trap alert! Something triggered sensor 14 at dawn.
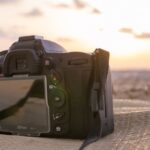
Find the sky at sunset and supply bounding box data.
[0,0,150,70]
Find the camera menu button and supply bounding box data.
[53,113,65,120]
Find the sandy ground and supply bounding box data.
[112,71,150,100]
[0,99,150,150]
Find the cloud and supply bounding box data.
[119,27,150,40]
[50,0,87,9]
[73,0,87,9]
[0,0,18,4]
[54,3,70,9]
[50,1,102,15]
[119,28,133,34]
[23,8,43,17]
[134,32,150,39]
[91,8,101,15]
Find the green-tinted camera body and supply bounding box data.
[0,36,114,139]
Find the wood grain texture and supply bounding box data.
[0,99,150,150]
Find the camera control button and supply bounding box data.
[54,124,68,134]
[54,98,65,108]
[53,113,64,120]
[55,126,62,132]
[50,70,62,85]
[50,89,66,108]
[49,85,55,90]
[53,95,65,108]
[54,96,61,101]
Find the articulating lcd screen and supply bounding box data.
[0,76,50,136]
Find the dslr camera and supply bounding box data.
[0,36,114,140]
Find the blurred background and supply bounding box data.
[0,0,150,100]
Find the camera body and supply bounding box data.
[0,36,114,139]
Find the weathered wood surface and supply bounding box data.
[0,99,150,150]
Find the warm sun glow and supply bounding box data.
[0,0,150,70]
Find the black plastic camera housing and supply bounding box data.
[0,35,114,139]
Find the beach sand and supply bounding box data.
[112,71,150,100]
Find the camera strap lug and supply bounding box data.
[91,48,109,112]
[79,49,110,150]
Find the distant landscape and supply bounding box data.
[112,70,150,100]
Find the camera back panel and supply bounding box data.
[46,52,93,138]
